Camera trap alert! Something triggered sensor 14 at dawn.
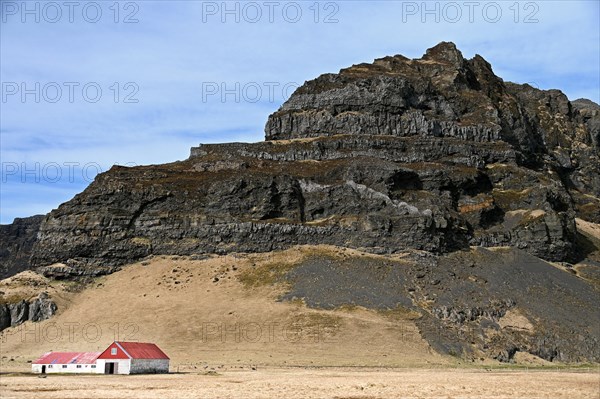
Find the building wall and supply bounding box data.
[95,358,131,374]
[32,359,168,374]
[129,359,169,374]
[31,363,98,373]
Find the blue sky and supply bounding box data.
[1,0,599,223]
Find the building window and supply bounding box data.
[76,365,82,368]
[111,348,117,355]
[48,365,53,368]
[91,365,96,368]
[62,365,67,368]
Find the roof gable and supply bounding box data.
[97,342,131,360]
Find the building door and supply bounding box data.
[105,362,116,374]
[41,365,46,374]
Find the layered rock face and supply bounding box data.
[0,216,44,279]
[2,42,598,276]
[265,42,599,221]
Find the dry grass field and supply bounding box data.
[0,246,446,368]
[1,368,599,399]
[1,243,599,398]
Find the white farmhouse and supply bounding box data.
[31,341,169,374]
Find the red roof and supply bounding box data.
[33,352,100,365]
[97,342,169,360]
[118,342,169,359]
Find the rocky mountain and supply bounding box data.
[0,42,599,363]
[11,42,596,277]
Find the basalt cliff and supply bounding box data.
[11,42,597,276]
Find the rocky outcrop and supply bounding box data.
[9,300,29,325]
[265,45,508,143]
[0,293,57,332]
[0,303,12,330]
[1,42,598,276]
[28,292,58,322]
[37,262,121,280]
[264,41,599,226]
[0,215,44,279]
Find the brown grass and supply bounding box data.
[377,305,422,321]
[2,245,598,397]
[237,261,296,288]
[1,369,598,399]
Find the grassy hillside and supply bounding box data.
[0,246,446,370]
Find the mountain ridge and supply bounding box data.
[6,42,594,277]
[0,42,599,364]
